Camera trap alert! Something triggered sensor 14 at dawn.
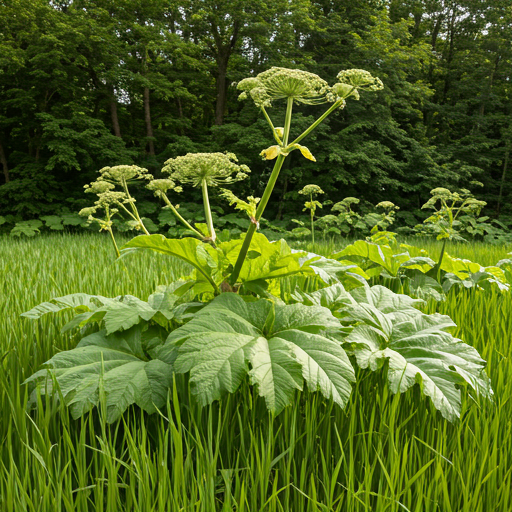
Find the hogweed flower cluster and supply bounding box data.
[98,165,153,184]
[238,67,331,107]
[80,165,154,253]
[299,184,325,197]
[163,152,250,188]
[162,153,251,244]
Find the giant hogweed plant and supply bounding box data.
[23,68,492,424]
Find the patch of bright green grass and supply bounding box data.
[1,233,511,511]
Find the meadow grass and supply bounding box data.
[1,232,511,511]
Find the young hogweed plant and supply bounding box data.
[298,184,324,244]
[23,66,493,427]
[79,165,154,256]
[416,187,486,270]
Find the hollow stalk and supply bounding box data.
[160,194,204,239]
[310,193,315,245]
[229,97,294,286]
[201,179,216,243]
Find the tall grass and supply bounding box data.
[1,233,511,511]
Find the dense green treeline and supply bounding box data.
[0,0,511,224]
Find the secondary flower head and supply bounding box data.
[99,165,153,184]
[79,206,98,217]
[146,178,182,197]
[299,184,325,197]
[163,152,250,188]
[238,67,331,107]
[95,191,128,208]
[376,200,399,211]
[84,181,115,195]
[336,69,384,91]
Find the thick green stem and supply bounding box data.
[436,238,447,281]
[121,179,150,235]
[288,95,350,148]
[282,97,293,146]
[107,228,121,258]
[161,194,203,238]
[310,194,315,245]
[229,93,353,287]
[229,100,294,286]
[201,179,216,243]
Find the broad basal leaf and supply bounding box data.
[346,307,492,421]
[121,235,223,293]
[294,250,368,289]
[25,328,173,422]
[21,293,115,320]
[159,294,355,414]
[22,281,197,335]
[334,240,435,277]
[291,283,352,313]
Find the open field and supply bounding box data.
[1,233,511,512]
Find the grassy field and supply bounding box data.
[1,233,511,511]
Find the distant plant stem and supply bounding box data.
[310,193,315,245]
[161,194,203,239]
[201,179,216,243]
[229,98,294,286]
[436,238,447,280]
[107,228,120,258]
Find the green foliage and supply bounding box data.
[161,293,355,414]
[10,219,43,237]
[26,327,173,422]
[345,288,492,421]
[3,233,511,511]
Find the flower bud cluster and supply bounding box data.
[220,189,260,220]
[98,165,153,184]
[238,67,331,107]
[298,184,325,197]
[146,178,183,197]
[163,152,250,188]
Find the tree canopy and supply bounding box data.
[0,0,511,223]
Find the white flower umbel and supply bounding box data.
[238,67,331,107]
[163,153,251,243]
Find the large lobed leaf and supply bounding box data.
[293,282,492,421]
[25,327,173,423]
[22,281,195,334]
[158,294,355,414]
[122,235,222,294]
[345,294,492,421]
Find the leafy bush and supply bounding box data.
[23,67,493,428]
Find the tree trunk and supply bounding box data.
[496,143,510,218]
[110,96,122,138]
[144,86,155,155]
[215,52,229,126]
[0,141,9,183]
